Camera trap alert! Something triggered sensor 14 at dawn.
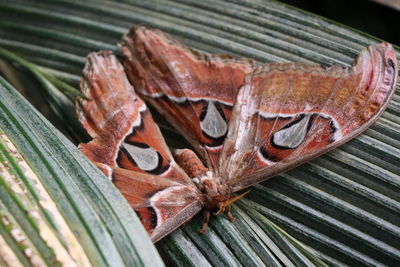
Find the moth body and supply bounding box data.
[77,26,397,242]
[174,148,232,213]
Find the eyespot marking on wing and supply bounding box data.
[258,146,279,164]
[256,112,340,166]
[200,101,228,140]
[121,141,162,172]
[135,206,158,232]
[147,207,158,230]
[385,58,396,88]
[272,114,312,149]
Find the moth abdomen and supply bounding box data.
[174,148,208,179]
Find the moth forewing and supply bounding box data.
[78,26,398,242]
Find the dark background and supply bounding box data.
[281,0,399,46]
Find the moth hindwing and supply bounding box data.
[77,26,398,242]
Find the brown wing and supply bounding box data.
[77,51,202,242]
[218,43,397,191]
[120,26,254,170]
[77,51,192,185]
[103,164,202,242]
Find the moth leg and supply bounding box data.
[226,205,235,222]
[200,210,210,234]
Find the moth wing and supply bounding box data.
[77,52,202,241]
[77,51,192,185]
[218,43,397,191]
[105,164,202,242]
[120,26,254,170]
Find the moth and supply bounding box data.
[76,26,398,242]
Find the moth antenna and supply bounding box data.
[214,190,251,216]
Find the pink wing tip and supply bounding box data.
[361,42,398,99]
[357,42,398,126]
[367,42,398,73]
[375,42,397,64]
[376,42,398,87]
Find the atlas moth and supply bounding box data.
[76,26,398,242]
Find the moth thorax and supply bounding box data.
[200,178,231,211]
[173,148,231,210]
[173,148,209,178]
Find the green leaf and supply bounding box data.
[0,47,87,143]
[0,77,164,266]
[1,0,399,266]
